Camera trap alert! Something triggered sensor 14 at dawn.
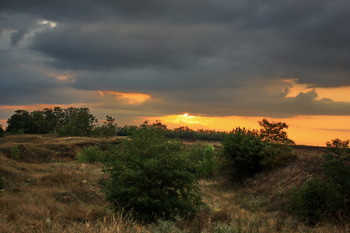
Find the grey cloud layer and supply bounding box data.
[1,0,350,118]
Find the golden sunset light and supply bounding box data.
[145,113,350,146]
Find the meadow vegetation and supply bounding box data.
[1,108,350,232]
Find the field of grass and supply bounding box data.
[0,135,349,232]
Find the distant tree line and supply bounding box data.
[5,107,117,137]
[116,121,227,141]
[4,107,294,144]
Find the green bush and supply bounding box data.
[185,143,218,178]
[289,179,342,225]
[10,146,21,160]
[223,128,264,180]
[77,146,105,163]
[103,127,202,222]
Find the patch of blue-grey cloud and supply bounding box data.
[1,0,350,118]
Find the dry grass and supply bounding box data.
[0,135,349,232]
[0,134,119,163]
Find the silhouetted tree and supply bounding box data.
[6,110,32,134]
[30,110,47,134]
[6,107,98,136]
[92,115,118,137]
[42,108,59,133]
[259,118,294,144]
[57,107,97,136]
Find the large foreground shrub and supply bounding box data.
[103,127,202,222]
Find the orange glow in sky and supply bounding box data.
[147,113,350,146]
[97,91,151,104]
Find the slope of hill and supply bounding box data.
[0,135,347,232]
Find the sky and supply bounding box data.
[1,0,350,146]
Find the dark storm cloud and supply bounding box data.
[30,22,228,70]
[19,0,350,86]
[1,0,350,118]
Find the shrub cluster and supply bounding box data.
[10,146,21,160]
[223,128,294,181]
[103,127,203,222]
[77,146,107,163]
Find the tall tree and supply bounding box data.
[259,118,294,144]
[58,107,97,136]
[6,110,32,134]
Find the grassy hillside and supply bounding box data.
[0,135,348,232]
